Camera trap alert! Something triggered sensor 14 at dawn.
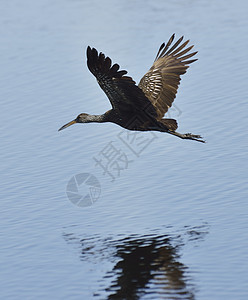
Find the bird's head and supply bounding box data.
[58,113,91,131]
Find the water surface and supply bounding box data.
[1,0,248,299]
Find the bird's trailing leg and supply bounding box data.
[168,130,205,143]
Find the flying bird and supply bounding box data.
[59,34,205,143]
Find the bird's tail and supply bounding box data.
[160,118,178,131]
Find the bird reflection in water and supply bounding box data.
[104,235,194,299]
[63,225,208,299]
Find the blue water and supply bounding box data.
[1,0,248,299]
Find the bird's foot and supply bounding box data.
[168,130,206,143]
[184,133,205,143]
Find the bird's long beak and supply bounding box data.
[58,119,76,131]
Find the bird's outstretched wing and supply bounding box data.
[138,34,197,120]
[86,47,157,117]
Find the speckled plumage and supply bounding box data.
[59,34,205,143]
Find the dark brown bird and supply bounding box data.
[59,34,205,143]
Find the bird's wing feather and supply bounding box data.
[86,47,157,117]
[138,34,197,120]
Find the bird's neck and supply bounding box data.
[86,114,107,123]
[85,110,114,123]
